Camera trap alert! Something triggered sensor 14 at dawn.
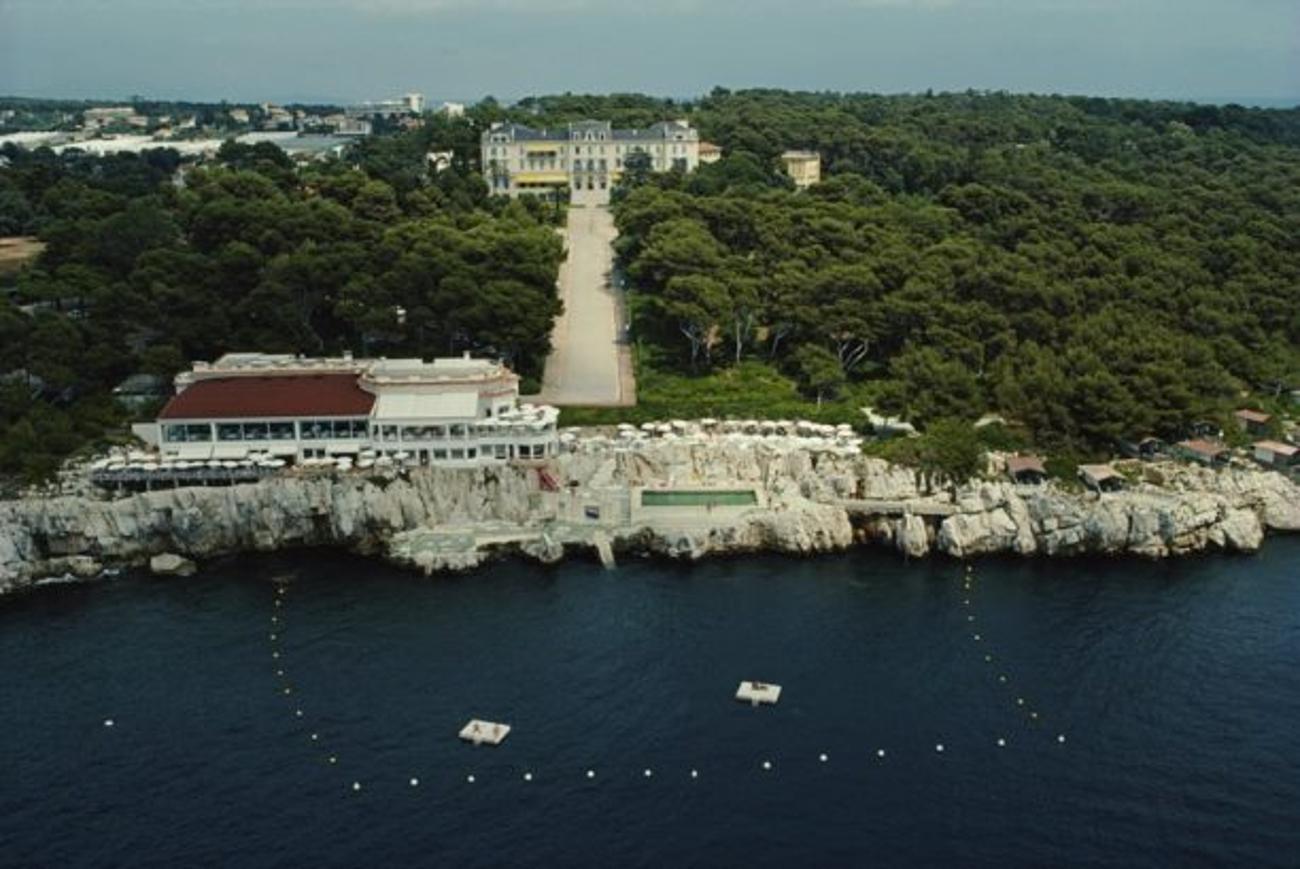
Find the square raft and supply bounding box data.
[459,719,511,745]
[736,681,782,706]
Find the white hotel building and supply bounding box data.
[482,119,700,197]
[133,353,559,466]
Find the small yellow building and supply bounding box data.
[781,150,821,189]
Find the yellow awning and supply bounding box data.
[514,172,568,184]
[523,144,561,153]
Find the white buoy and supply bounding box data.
[523,772,533,782]
[935,744,945,753]
[690,769,699,779]
[762,760,772,771]
[876,749,886,758]
[276,669,284,676]
[295,709,303,717]
[270,633,277,641]
[310,733,318,741]
[973,634,981,641]
[586,769,595,779]
[410,778,419,787]
[997,738,1006,747]
[819,753,828,763]
[999,675,1008,683]
[328,756,337,764]
[1057,734,1066,744]
[644,769,653,778]
[1017,698,1025,706]
[103,718,115,728]
[351,782,361,792]
[272,652,279,659]
[466,774,475,783]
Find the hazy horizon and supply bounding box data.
[2,0,1297,108]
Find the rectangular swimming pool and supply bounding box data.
[640,489,758,507]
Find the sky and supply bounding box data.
[1,0,1296,106]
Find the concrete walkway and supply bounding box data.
[538,204,633,406]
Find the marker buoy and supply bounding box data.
[351,781,361,792]
[586,769,595,779]
[328,756,337,764]
[283,687,292,695]
[295,709,303,717]
[819,753,828,763]
[762,760,772,771]
[644,769,653,778]
[690,769,699,779]
[310,733,318,741]
[466,774,475,783]
[1017,698,1025,706]
[410,778,419,787]
[523,772,533,782]
[1057,734,1066,744]
[996,738,1006,747]
[967,615,975,622]
[973,634,981,641]
[935,744,945,753]
[999,675,1008,683]
[103,719,115,728]
[876,749,886,759]
[272,652,279,659]
[1030,712,1039,720]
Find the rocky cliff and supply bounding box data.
[1,441,1296,595]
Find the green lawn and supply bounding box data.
[559,353,880,428]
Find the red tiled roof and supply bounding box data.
[1006,455,1046,474]
[1255,440,1298,457]
[1235,409,1271,423]
[1178,439,1227,458]
[159,374,374,420]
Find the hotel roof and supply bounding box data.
[159,374,375,420]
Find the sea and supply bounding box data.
[2,540,1298,868]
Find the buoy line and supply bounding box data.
[961,565,1067,748]
[261,568,1070,796]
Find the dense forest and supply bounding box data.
[0,135,563,482]
[2,88,1298,482]
[603,90,1299,450]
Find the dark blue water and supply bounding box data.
[2,540,1298,868]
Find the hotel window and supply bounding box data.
[217,423,243,441]
[164,423,212,443]
[242,422,270,440]
[450,448,465,459]
[300,421,332,440]
[493,444,508,459]
[432,449,447,460]
[449,424,466,437]
[269,422,295,440]
[466,448,477,459]
[381,425,398,441]
[430,425,447,439]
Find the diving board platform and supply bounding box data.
[459,719,511,746]
[736,681,782,706]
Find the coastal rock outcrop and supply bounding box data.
[1,440,1297,594]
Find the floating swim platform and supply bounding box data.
[459,719,511,746]
[736,681,782,706]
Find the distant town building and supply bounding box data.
[228,108,250,124]
[133,353,559,467]
[84,106,135,127]
[698,141,723,164]
[440,101,466,118]
[427,150,455,173]
[780,150,822,189]
[112,373,171,410]
[1078,463,1124,492]
[404,92,425,113]
[335,117,373,137]
[481,118,700,197]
